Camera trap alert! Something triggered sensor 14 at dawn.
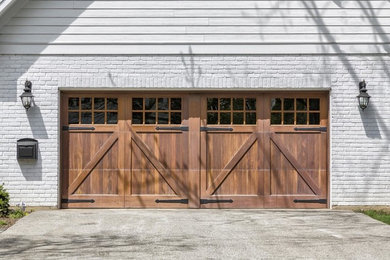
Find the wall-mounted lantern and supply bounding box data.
[357,80,370,111]
[20,80,34,110]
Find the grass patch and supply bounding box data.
[0,209,31,231]
[9,209,28,219]
[0,217,17,229]
[358,210,390,225]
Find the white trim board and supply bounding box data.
[58,75,332,90]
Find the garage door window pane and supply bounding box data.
[296,98,307,111]
[145,98,156,110]
[233,112,244,124]
[233,98,244,110]
[271,98,281,111]
[283,113,294,125]
[207,112,218,124]
[309,99,320,111]
[284,99,294,111]
[207,98,218,110]
[158,112,169,124]
[107,98,118,110]
[309,113,320,125]
[132,98,143,110]
[81,112,92,124]
[145,112,156,124]
[220,112,231,124]
[81,98,92,110]
[68,112,79,124]
[220,98,231,111]
[296,113,307,125]
[271,113,281,124]
[132,112,143,124]
[94,98,105,110]
[246,112,256,124]
[158,98,169,110]
[171,98,181,110]
[94,112,105,124]
[68,98,79,110]
[171,112,181,124]
[245,98,256,111]
[107,112,118,124]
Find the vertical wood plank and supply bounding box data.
[262,93,271,202]
[200,96,208,201]
[188,94,201,208]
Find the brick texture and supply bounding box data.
[0,55,389,206]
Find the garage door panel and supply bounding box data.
[136,132,188,170]
[129,133,188,196]
[270,133,325,195]
[131,168,176,195]
[72,169,120,195]
[271,133,324,169]
[270,142,320,195]
[206,132,252,170]
[62,132,120,196]
[213,140,261,196]
[205,133,259,195]
[68,132,116,170]
[214,170,262,196]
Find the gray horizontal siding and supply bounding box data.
[0,0,389,54]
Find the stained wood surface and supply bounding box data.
[61,91,328,208]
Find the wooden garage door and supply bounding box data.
[199,95,264,208]
[263,93,328,208]
[61,94,124,208]
[61,92,328,208]
[124,95,194,208]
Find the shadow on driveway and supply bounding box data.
[0,210,389,259]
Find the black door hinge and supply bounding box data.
[293,199,327,204]
[294,127,327,132]
[155,199,189,204]
[155,126,189,131]
[62,126,95,131]
[200,199,233,204]
[200,127,233,132]
[62,199,95,203]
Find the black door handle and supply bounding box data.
[62,126,95,131]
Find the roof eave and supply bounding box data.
[0,0,29,31]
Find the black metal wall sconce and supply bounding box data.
[20,80,34,110]
[357,80,370,111]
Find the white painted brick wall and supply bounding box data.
[0,55,389,207]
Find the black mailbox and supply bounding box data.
[17,138,38,160]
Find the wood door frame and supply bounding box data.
[60,90,330,209]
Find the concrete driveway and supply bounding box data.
[0,210,389,259]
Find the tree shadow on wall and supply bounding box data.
[180,46,203,88]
